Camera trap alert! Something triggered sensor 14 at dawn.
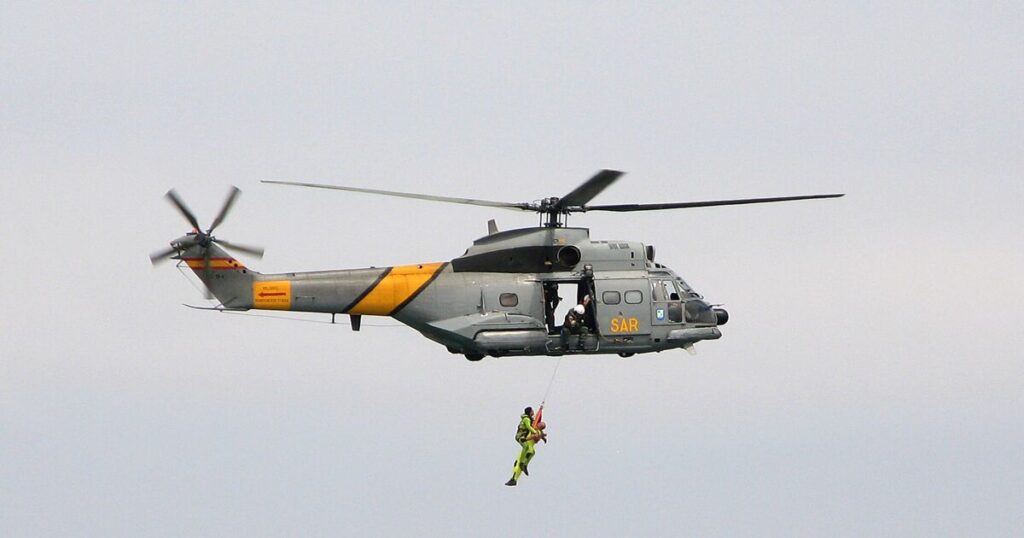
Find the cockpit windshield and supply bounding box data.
[677,278,701,298]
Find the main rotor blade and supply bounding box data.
[214,238,265,259]
[261,180,533,211]
[208,186,240,233]
[584,193,845,212]
[555,169,624,210]
[164,189,202,230]
[149,245,179,265]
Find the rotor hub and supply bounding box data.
[197,233,213,248]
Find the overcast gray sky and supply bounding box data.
[2,2,1022,536]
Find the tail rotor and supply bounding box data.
[150,186,264,299]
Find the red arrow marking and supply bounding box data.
[258,292,286,297]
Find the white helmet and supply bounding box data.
[573,304,585,315]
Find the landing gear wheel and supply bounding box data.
[618,352,635,358]
[465,353,485,362]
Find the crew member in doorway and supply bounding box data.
[561,303,588,351]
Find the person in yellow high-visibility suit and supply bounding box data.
[505,406,545,486]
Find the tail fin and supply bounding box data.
[179,242,256,309]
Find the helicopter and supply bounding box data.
[151,170,843,361]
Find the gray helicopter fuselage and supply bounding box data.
[183,226,726,359]
[158,170,843,359]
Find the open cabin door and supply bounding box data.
[594,278,652,337]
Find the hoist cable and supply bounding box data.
[540,354,564,407]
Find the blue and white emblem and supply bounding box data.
[656,308,665,320]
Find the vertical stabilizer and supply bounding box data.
[179,242,256,309]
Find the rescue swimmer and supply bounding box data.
[506,406,546,486]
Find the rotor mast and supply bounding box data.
[539,197,569,228]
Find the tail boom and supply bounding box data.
[211,262,448,316]
[179,240,447,317]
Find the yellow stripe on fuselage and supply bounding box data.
[349,263,444,316]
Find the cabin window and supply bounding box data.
[602,291,621,305]
[499,293,518,307]
[624,290,643,304]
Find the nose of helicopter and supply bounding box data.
[713,308,729,325]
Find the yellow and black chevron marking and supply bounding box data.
[346,262,447,316]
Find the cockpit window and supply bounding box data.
[653,280,679,301]
[662,280,678,301]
